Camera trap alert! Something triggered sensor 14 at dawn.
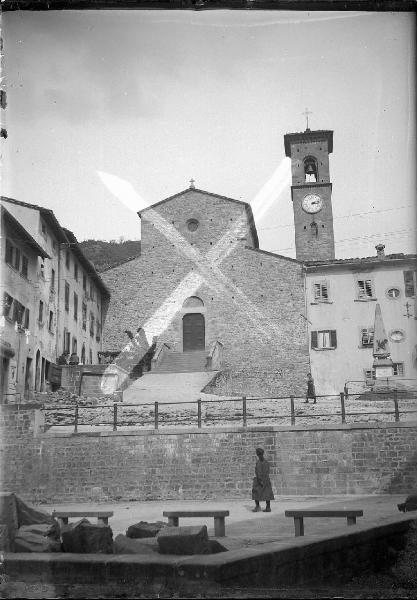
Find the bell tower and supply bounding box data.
[284,127,335,262]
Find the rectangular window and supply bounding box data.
[64,282,70,312]
[313,281,329,302]
[5,239,13,265]
[21,255,29,278]
[73,292,78,321]
[83,273,87,291]
[13,247,20,271]
[65,250,70,269]
[89,349,93,364]
[38,300,44,323]
[72,337,77,355]
[404,270,416,297]
[90,283,95,302]
[311,329,337,350]
[51,268,56,291]
[357,279,374,299]
[96,320,101,341]
[63,328,71,354]
[40,221,47,238]
[24,308,29,329]
[74,262,78,281]
[364,368,376,380]
[90,313,95,337]
[82,302,87,330]
[13,300,25,325]
[360,327,374,347]
[393,363,404,377]
[3,293,13,318]
[48,310,54,332]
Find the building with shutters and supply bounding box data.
[1,197,110,399]
[305,249,417,394]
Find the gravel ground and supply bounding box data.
[43,393,417,431]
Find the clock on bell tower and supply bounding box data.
[284,128,335,262]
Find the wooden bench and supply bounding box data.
[162,510,230,537]
[52,510,114,527]
[285,509,364,537]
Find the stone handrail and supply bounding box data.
[206,340,223,371]
[151,343,171,371]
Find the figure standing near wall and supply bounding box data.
[252,447,274,512]
[305,372,316,404]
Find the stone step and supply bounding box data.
[154,351,208,374]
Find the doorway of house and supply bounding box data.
[182,313,205,352]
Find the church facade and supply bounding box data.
[102,187,310,396]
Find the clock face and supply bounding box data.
[302,194,323,214]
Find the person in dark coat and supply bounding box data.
[305,372,316,404]
[251,447,274,512]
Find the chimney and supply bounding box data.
[375,243,385,259]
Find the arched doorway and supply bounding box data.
[35,350,41,391]
[183,313,205,352]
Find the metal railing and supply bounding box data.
[42,390,417,433]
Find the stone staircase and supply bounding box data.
[152,350,208,374]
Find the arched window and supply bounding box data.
[304,156,318,183]
[182,296,204,308]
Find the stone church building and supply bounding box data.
[101,128,416,396]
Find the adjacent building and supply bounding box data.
[0,197,110,399]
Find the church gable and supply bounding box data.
[139,188,258,255]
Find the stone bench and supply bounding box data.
[52,510,114,527]
[162,510,229,537]
[285,509,364,537]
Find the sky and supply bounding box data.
[1,9,416,259]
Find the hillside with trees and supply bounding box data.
[79,238,141,272]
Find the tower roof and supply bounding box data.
[284,130,333,157]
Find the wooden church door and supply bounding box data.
[183,313,205,352]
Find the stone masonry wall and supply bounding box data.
[1,405,416,503]
[102,190,310,396]
[60,365,123,396]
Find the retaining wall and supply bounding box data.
[0,404,416,503]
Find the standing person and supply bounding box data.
[305,372,316,404]
[252,447,274,512]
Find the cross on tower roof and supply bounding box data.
[302,108,312,132]
[189,178,195,189]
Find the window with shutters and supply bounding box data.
[21,255,29,278]
[393,362,404,376]
[82,302,87,330]
[64,282,70,312]
[360,327,374,347]
[73,292,78,322]
[38,300,44,324]
[63,328,71,354]
[364,368,376,380]
[72,337,77,355]
[13,247,20,271]
[5,239,13,265]
[313,280,330,302]
[13,300,25,325]
[356,278,375,300]
[311,330,337,350]
[403,270,416,297]
[2,293,13,319]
